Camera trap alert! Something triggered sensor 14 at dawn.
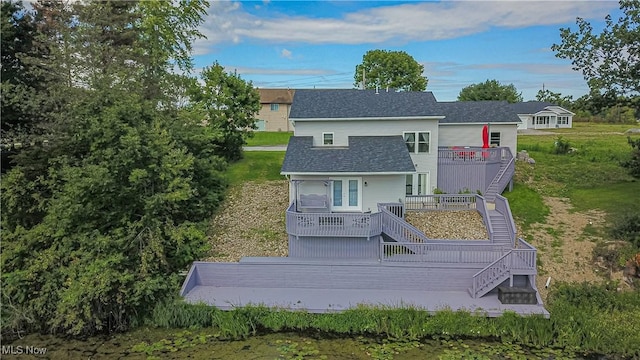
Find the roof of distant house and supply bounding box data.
[281,136,416,174]
[437,101,522,124]
[509,101,556,114]
[289,89,441,119]
[258,88,295,104]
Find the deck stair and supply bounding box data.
[484,154,515,202]
[488,210,513,246]
[378,204,429,253]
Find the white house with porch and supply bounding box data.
[512,101,574,130]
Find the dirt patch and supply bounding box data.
[406,211,488,240]
[205,180,289,262]
[522,197,607,300]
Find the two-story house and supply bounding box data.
[180,89,547,318]
[256,88,295,131]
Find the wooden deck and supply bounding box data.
[181,260,548,317]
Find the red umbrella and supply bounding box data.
[482,124,489,149]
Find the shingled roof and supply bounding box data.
[281,136,416,174]
[289,89,441,119]
[258,89,295,104]
[509,101,556,114]
[437,101,522,124]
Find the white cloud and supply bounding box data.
[281,48,293,59]
[195,1,615,50]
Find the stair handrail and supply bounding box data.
[378,206,430,244]
[490,156,515,190]
[495,195,517,246]
[472,250,513,298]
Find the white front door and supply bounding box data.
[331,178,362,211]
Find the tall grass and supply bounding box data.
[148,284,640,358]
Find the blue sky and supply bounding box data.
[192,1,622,101]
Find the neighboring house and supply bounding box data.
[256,88,295,131]
[180,89,546,317]
[512,101,574,130]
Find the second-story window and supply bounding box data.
[403,131,430,153]
[270,103,279,111]
[323,132,334,145]
[490,132,501,146]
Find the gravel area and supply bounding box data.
[206,183,489,262]
[205,180,289,262]
[405,211,488,240]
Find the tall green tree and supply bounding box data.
[188,62,260,162]
[354,50,427,91]
[457,79,523,103]
[552,0,639,98]
[535,89,574,108]
[1,0,228,337]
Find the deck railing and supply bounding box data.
[404,194,477,211]
[378,205,429,244]
[494,195,517,245]
[471,238,537,298]
[438,147,502,164]
[285,202,374,238]
[381,241,508,263]
[378,203,405,218]
[476,195,494,240]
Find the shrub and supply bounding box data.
[621,136,640,178]
[610,213,640,248]
[553,136,572,155]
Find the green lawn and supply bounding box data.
[245,131,293,146]
[542,122,637,134]
[514,124,640,221]
[226,151,286,185]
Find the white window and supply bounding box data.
[270,103,279,111]
[558,116,569,125]
[405,175,413,196]
[490,132,501,146]
[322,132,334,145]
[534,116,549,125]
[403,131,430,154]
[418,173,429,195]
[331,178,361,211]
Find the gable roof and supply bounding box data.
[258,89,295,104]
[509,101,555,114]
[437,101,522,124]
[289,89,441,120]
[281,136,416,174]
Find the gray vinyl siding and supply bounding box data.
[288,235,381,258]
[294,118,439,191]
[438,124,517,155]
[289,174,405,213]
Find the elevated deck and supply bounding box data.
[181,260,548,317]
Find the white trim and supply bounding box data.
[291,116,445,122]
[403,130,431,154]
[322,132,334,145]
[282,171,415,176]
[330,177,362,211]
